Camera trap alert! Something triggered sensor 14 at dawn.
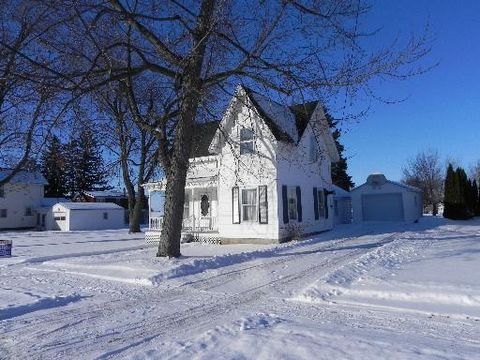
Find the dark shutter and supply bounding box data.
[323,189,329,219]
[296,186,302,222]
[258,185,268,224]
[313,187,319,220]
[282,185,289,224]
[232,187,240,224]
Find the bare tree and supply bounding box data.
[402,150,444,215]
[469,160,480,183]
[0,1,65,185]
[1,0,434,256]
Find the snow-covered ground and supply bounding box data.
[1,218,479,359]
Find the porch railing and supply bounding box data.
[149,215,217,232]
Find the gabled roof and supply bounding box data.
[55,202,124,210]
[289,101,320,139]
[0,170,47,185]
[190,121,220,158]
[83,190,126,198]
[207,85,339,161]
[351,173,422,193]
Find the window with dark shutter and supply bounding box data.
[258,185,268,224]
[232,187,240,224]
[313,187,319,220]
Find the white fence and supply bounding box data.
[149,215,217,232]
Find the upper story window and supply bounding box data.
[240,128,255,155]
[309,135,318,162]
[0,186,4,198]
[287,187,298,221]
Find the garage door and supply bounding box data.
[362,193,404,221]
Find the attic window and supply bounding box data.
[240,128,254,155]
[309,135,318,162]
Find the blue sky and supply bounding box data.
[340,0,480,186]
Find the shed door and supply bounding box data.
[362,193,404,221]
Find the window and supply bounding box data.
[25,207,33,216]
[54,215,66,221]
[103,212,108,220]
[241,188,257,221]
[287,187,298,220]
[240,127,255,155]
[317,189,326,218]
[309,135,318,162]
[0,209,6,218]
[0,186,4,198]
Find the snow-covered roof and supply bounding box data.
[55,202,124,210]
[333,185,351,198]
[247,90,299,143]
[351,173,422,193]
[0,170,47,185]
[83,190,126,198]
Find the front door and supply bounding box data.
[197,191,211,231]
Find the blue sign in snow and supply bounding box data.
[0,240,12,257]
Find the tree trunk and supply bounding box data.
[156,0,216,257]
[432,202,438,216]
[129,185,144,233]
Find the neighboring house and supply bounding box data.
[351,173,423,223]
[144,85,340,244]
[0,171,47,229]
[333,185,352,225]
[45,202,125,231]
[75,190,128,208]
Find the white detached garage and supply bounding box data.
[351,174,422,223]
[52,202,125,231]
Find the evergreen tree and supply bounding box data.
[325,111,355,190]
[40,136,68,197]
[472,179,479,216]
[444,164,474,220]
[63,138,81,198]
[75,127,109,193]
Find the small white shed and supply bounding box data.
[333,185,352,224]
[351,173,423,223]
[51,202,125,231]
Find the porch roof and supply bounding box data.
[143,175,218,192]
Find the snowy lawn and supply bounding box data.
[1,218,479,359]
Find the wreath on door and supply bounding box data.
[200,195,210,216]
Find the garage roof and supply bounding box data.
[55,202,124,210]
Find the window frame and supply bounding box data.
[287,187,298,221]
[241,188,258,222]
[239,127,255,155]
[25,207,33,216]
[0,209,7,218]
[317,188,326,218]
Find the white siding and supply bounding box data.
[215,99,280,241]
[276,119,335,238]
[0,183,44,229]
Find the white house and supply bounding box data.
[351,173,423,223]
[333,185,352,225]
[47,202,125,231]
[144,85,340,244]
[0,171,47,229]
